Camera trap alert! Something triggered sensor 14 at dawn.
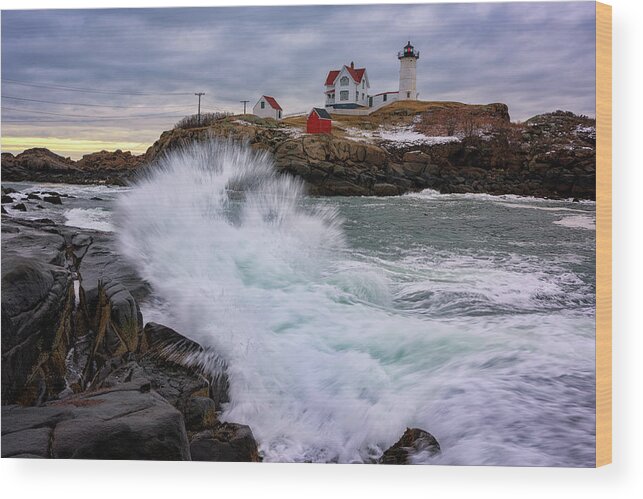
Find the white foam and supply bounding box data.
[553,215,596,230]
[64,207,114,232]
[406,188,597,208]
[115,140,595,466]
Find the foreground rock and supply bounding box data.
[379,428,441,464]
[190,423,260,462]
[1,257,75,405]
[1,215,257,461]
[2,380,190,460]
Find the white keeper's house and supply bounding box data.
[324,41,420,115]
[253,95,283,120]
[324,62,370,110]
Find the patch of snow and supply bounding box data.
[279,127,304,138]
[574,124,596,140]
[344,125,460,147]
[343,127,378,143]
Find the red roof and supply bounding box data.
[324,70,340,86]
[346,66,366,84]
[262,95,282,111]
[324,66,366,86]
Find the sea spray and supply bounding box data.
[115,140,596,465]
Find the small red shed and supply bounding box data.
[307,107,332,134]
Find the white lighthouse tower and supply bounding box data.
[398,41,419,100]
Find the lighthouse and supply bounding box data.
[398,41,419,100]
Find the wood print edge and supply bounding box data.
[595,0,612,468]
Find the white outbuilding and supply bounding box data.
[253,95,283,120]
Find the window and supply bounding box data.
[261,101,265,109]
[383,94,387,102]
[340,76,349,86]
[356,91,359,101]
[362,81,365,89]
[407,92,411,98]
[278,110,282,119]
[340,90,348,101]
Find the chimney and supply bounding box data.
[350,61,354,69]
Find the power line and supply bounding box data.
[2,95,190,109]
[2,106,188,120]
[1,78,194,96]
[2,119,184,124]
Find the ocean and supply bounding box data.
[2,141,596,466]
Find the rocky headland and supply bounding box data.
[1,101,597,199]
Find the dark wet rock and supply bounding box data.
[33,218,56,225]
[27,193,41,200]
[190,423,260,462]
[142,322,202,358]
[0,219,67,265]
[184,396,218,432]
[2,186,18,195]
[51,384,190,460]
[13,202,27,212]
[81,279,144,385]
[1,206,7,215]
[43,195,62,205]
[1,404,74,436]
[1,426,52,458]
[141,322,229,408]
[99,358,211,416]
[77,231,150,302]
[0,217,255,462]
[2,381,191,460]
[98,322,229,424]
[1,257,74,405]
[1,195,14,204]
[379,428,441,464]
[90,196,103,201]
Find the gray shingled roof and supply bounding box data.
[311,107,332,120]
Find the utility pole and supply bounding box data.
[194,92,205,125]
[240,100,250,115]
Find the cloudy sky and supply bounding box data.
[1,2,596,158]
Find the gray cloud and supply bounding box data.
[1,2,596,153]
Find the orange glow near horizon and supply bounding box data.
[1,136,150,160]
